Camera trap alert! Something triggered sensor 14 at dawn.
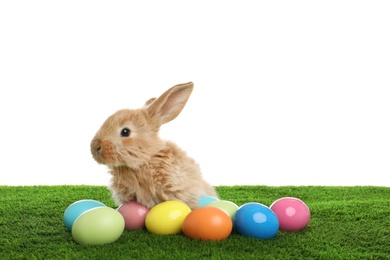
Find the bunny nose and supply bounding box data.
[92,139,102,153]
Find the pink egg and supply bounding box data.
[270,197,310,232]
[117,201,149,230]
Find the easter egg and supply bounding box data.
[182,206,233,240]
[145,200,191,235]
[198,195,219,207]
[117,201,149,230]
[207,200,239,220]
[72,207,125,245]
[270,197,310,231]
[234,202,279,239]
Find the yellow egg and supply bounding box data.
[145,200,191,235]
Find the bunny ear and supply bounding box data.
[147,82,194,127]
[143,97,157,108]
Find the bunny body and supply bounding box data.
[91,82,218,209]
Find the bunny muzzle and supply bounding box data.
[90,138,118,165]
[91,138,104,162]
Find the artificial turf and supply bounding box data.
[0,185,389,259]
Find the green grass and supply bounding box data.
[1,186,389,259]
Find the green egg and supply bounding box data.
[207,200,239,220]
[72,207,125,245]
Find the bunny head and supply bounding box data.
[90,82,193,169]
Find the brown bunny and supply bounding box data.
[91,82,218,209]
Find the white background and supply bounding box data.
[1,1,389,187]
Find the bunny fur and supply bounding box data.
[91,82,218,209]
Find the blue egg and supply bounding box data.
[64,199,106,231]
[198,195,219,207]
[234,202,279,239]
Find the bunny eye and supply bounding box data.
[120,128,131,137]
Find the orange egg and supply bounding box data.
[182,206,233,240]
